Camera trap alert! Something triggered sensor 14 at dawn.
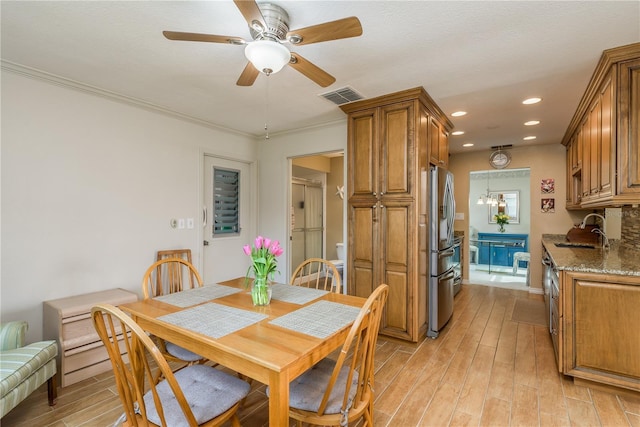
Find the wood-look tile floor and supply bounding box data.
[3,284,640,426]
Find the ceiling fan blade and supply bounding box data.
[289,53,336,87]
[237,62,260,86]
[233,0,267,33]
[163,31,245,45]
[286,17,362,46]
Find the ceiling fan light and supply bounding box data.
[245,40,290,75]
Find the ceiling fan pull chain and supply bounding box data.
[264,76,270,140]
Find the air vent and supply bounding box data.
[319,86,364,105]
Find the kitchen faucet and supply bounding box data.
[580,213,609,248]
[591,228,610,249]
[580,213,606,234]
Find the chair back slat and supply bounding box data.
[317,284,388,418]
[142,258,203,299]
[290,258,342,293]
[92,304,199,427]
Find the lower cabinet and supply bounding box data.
[562,271,640,392]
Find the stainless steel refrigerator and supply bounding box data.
[427,165,456,339]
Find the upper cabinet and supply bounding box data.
[562,43,640,208]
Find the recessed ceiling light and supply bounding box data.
[462,143,474,147]
[523,136,537,140]
[451,111,467,117]
[451,131,465,136]
[522,97,542,105]
[524,120,540,126]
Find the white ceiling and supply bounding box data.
[2,1,638,153]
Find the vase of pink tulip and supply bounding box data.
[243,236,283,306]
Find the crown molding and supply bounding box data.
[470,169,531,180]
[1,60,255,138]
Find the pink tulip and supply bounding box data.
[255,236,264,249]
[243,245,251,256]
[263,237,271,249]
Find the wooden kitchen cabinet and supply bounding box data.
[341,87,452,342]
[562,271,640,392]
[429,117,449,168]
[562,42,640,207]
[618,57,640,196]
[565,136,582,209]
[43,288,138,387]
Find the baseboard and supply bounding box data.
[528,287,543,295]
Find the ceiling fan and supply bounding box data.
[163,0,363,87]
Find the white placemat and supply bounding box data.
[269,300,361,339]
[153,284,241,308]
[157,303,268,339]
[270,283,328,305]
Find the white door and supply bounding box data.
[202,155,254,285]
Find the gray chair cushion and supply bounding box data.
[143,364,250,426]
[165,341,204,362]
[267,358,358,415]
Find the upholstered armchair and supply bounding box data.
[0,321,58,418]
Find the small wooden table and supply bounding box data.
[120,278,367,426]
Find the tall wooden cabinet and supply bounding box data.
[340,87,453,342]
[562,42,640,208]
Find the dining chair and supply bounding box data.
[157,248,192,263]
[142,258,206,367]
[145,255,200,299]
[290,258,342,293]
[91,304,250,427]
[268,283,389,427]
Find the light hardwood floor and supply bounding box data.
[3,284,640,426]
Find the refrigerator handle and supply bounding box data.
[439,249,455,258]
[439,270,456,281]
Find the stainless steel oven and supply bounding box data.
[542,247,560,364]
[452,237,462,296]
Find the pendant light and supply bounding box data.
[477,171,494,204]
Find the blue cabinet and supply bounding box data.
[476,233,528,267]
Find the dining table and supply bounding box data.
[119,277,367,426]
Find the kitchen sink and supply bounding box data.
[554,242,597,249]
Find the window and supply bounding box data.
[213,168,240,235]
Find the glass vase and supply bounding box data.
[498,224,506,232]
[251,276,272,306]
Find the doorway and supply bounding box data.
[291,178,324,268]
[468,168,531,290]
[289,152,344,281]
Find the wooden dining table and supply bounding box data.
[119,277,367,426]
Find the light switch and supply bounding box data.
[178,218,185,229]
[455,212,464,220]
[187,218,194,229]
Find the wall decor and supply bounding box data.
[541,178,555,193]
[488,191,520,223]
[541,198,555,213]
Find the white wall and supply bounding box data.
[1,70,257,342]
[256,122,347,283]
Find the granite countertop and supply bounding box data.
[542,234,640,276]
